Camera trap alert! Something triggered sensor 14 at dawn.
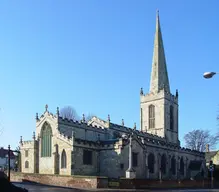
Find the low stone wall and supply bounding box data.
[10,172,108,189]
[9,172,214,189]
[120,179,212,189]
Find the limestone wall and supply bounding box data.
[20,140,36,173]
[99,139,145,179]
[164,99,179,144]
[58,122,107,141]
[99,150,121,178]
[35,112,59,139]
[212,151,219,165]
[140,95,165,138]
[55,136,73,175]
[140,89,179,145]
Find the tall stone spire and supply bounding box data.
[149,10,170,93]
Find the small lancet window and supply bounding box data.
[61,149,67,169]
[25,161,29,168]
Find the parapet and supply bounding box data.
[74,138,118,149]
[140,89,178,104]
[59,116,107,131]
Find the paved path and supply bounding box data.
[13,182,85,192]
[12,182,219,192]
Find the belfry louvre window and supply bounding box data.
[170,105,174,130]
[83,150,92,165]
[149,105,155,128]
[41,122,52,157]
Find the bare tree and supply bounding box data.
[184,129,219,152]
[14,146,21,172]
[59,106,80,121]
[59,106,94,122]
[84,113,94,122]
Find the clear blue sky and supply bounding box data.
[0,0,219,150]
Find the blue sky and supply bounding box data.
[0,0,219,150]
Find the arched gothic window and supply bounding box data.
[170,105,174,130]
[148,153,155,173]
[25,161,29,168]
[61,149,67,169]
[171,156,176,175]
[148,105,155,129]
[161,154,166,174]
[180,157,184,175]
[41,122,52,157]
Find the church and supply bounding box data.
[19,12,207,180]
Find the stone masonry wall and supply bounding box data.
[73,147,98,176]
[10,172,108,189]
[20,141,36,174]
[9,172,212,189]
[99,139,145,179]
[55,136,73,175]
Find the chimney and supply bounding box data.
[206,144,210,152]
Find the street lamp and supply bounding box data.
[203,72,217,79]
[7,145,11,182]
[5,154,8,170]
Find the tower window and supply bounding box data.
[149,105,155,129]
[170,106,174,130]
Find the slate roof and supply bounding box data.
[189,160,203,170]
[205,151,218,163]
[74,138,119,147]
[0,148,15,159]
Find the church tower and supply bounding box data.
[140,11,179,145]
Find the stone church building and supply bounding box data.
[19,12,207,180]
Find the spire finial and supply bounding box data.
[57,107,59,116]
[176,89,178,98]
[36,113,38,120]
[140,87,143,95]
[156,9,159,17]
[82,114,85,122]
[133,123,136,130]
[122,119,124,126]
[32,131,35,140]
[108,114,110,122]
[45,104,48,112]
[20,136,23,144]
